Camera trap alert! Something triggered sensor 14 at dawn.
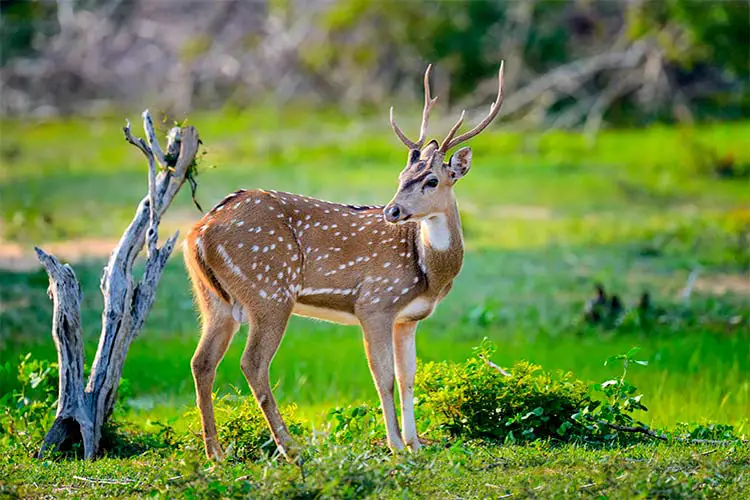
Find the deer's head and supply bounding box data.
[384,63,504,224]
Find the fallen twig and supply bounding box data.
[480,355,512,377]
[604,423,745,446]
[680,268,700,303]
[72,475,137,485]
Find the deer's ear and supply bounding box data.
[420,140,439,159]
[447,147,472,181]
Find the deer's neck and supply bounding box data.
[415,199,464,298]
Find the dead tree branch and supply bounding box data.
[36,110,200,459]
[604,422,746,446]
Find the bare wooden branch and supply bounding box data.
[479,355,512,377]
[142,109,168,168]
[603,422,746,446]
[483,42,648,120]
[73,475,137,485]
[583,72,643,142]
[34,247,94,458]
[36,111,201,459]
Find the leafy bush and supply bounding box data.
[185,389,306,462]
[416,338,592,443]
[325,404,385,445]
[572,347,651,442]
[100,418,179,458]
[0,354,58,452]
[0,352,159,457]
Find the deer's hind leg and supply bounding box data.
[190,282,240,461]
[240,303,298,461]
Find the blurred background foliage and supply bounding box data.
[1,0,747,126]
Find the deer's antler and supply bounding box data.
[390,64,439,151]
[439,61,504,153]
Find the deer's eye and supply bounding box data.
[424,177,439,189]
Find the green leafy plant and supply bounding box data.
[416,338,591,443]
[671,421,745,443]
[0,354,58,452]
[326,403,385,445]
[185,388,305,462]
[573,347,651,443]
[100,417,179,458]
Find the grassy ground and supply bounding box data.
[2,441,748,498]
[0,109,748,497]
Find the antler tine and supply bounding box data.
[389,106,418,150]
[389,64,438,151]
[438,109,465,152]
[416,64,438,147]
[439,60,505,153]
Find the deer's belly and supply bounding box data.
[396,296,436,322]
[292,303,360,326]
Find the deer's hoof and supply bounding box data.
[406,439,423,453]
[280,441,303,465]
[206,440,225,462]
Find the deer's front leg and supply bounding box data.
[394,321,421,452]
[360,316,404,452]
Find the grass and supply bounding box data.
[2,441,748,498]
[0,108,748,497]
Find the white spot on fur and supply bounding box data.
[216,244,247,280]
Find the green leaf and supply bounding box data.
[625,347,641,358]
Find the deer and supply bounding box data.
[183,61,505,462]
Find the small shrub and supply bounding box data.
[325,403,384,445]
[572,347,651,443]
[671,422,745,443]
[416,338,592,443]
[186,388,306,462]
[0,354,58,452]
[0,353,139,455]
[100,417,179,458]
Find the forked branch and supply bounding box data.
[35,110,201,459]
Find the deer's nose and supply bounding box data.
[384,204,401,223]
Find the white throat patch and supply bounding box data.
[421,213,451,251]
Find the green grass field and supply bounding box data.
[0,109,748,498]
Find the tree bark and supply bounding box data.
[36,111,200,459]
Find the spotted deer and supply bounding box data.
[183,61,504,461]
